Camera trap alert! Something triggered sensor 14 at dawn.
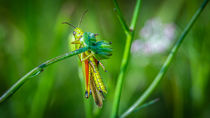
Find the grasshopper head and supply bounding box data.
[64,10,88,41]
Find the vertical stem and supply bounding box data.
[113,0,129,33]
[130,0,141,30]
[111,0,141,117]
[111,33,132,118]
[121,0,209,117]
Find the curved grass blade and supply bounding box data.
[0,47,88,103]
[120,98,159,118]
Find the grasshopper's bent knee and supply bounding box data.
[81,53,94,62]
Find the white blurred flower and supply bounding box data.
[131,18,176,55]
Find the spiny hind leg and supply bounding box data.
[89,61,107,94]
[90,65,102,91]
[98,61,107,72]
[89,60,97,73]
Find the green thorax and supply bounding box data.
[82,32,112,60]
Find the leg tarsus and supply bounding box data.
[85,91,89,98]
[94,33,99,36]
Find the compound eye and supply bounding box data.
[73,31,76,35]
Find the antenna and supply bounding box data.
[78,9,88,27]
[62,22,76,28]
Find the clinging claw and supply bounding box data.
[94,33,99,37]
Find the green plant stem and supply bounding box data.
[111,0,141,118]
[121,0,209,117]
[113,0,129,33]
[111,33,132,118]
[0,47,88,103]
[132,98,159,113]
[130,0,141,30]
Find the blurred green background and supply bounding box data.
[0,0,210,117]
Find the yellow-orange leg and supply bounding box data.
[89,57,107,94]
